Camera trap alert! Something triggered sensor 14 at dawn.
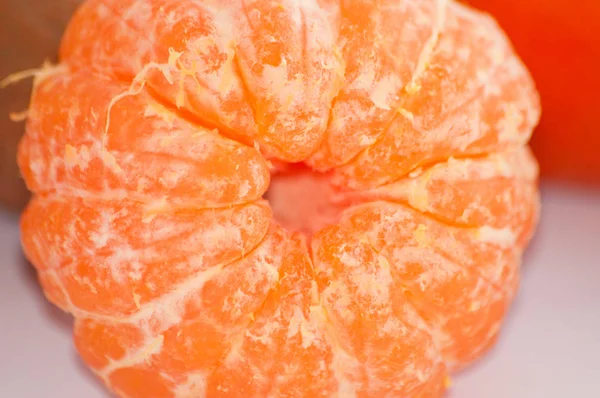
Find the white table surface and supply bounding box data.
[1,182,599,397]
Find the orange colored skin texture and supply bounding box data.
[18,1,540,397]
[465,0,600,183]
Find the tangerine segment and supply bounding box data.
[307,0,440,170]
[229,0,342,160]
[333,202,520,367]
[18,70,269,207]
[334,1,540,188]
[21,196,271,316]
[353,147,539,232]
[312,224,447,396]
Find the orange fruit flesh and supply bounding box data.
[17,0,540,397]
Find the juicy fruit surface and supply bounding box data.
[18,0,540,397]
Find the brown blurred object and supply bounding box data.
[0,0,83,211]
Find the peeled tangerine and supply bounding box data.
[17,0,541,397]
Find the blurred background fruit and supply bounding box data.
[0,1,83,210]
[463,0,600,184]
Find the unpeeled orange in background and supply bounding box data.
[16,0,541,396]
[464,0,600,183]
